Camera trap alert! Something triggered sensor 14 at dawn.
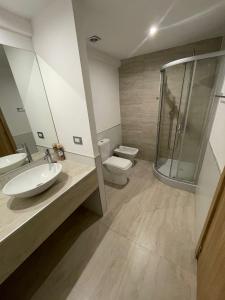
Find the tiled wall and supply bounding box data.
[119,37,222,161]
[97,125,122,155]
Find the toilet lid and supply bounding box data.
[104,156,132,171]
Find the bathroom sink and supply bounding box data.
[2,163,62,198]
[0,153,27,174]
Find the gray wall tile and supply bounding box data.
[119,37,222,161]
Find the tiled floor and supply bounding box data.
[0,160,196,300]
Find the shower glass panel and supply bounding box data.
[170,61,194,179]
[176,57,218,182]
[156,64,186,176]
[154,50,225,191]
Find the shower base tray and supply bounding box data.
[153,163,196,193]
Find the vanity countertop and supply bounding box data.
[0,159,98,284]
[0,160,96,244]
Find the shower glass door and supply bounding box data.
[156,63,191,178]
[156,56,219,184]
[170,61,194,179]
[175,57,218,182]
[154,50,225,190]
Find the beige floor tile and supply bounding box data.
[101,196,144,241]
[32,228,134,300]
[31,219,110,300]
[139,181,195,212]
[136,205,196,274]
[0,159,196,300]
[117,244,196,300]
[66,289,88,300]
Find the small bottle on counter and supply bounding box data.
[57,144,66,161]
[52,143,59,161]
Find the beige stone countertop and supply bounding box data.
[0,160,96,244]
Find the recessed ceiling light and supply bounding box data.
[88,35,101,43]
[149,26,158,37]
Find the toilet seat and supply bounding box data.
[103,156,132,173]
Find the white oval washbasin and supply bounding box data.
[2,163,62,198]
[0,153,27,175]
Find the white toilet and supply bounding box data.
[98,139,132,185]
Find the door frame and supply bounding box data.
[0,108,16,156]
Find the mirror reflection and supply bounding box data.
[0,45,58,175]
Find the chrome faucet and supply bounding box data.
[16,143,33,163]
[44,149,56,164]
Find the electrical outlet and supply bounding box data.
[37,132,44,139]
[73,136,83,145]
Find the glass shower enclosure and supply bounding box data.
[153,50,225,192]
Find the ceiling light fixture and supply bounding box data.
[88,35,101,43]
[149,26,158,37]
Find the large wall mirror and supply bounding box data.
[0,45,58,175]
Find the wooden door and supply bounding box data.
[0,108,16,156]
[197,167,225,300]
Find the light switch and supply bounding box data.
[73,136,83,145]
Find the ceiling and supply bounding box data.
[0,0,224,59]
[0,0,53,18]
[78,0,225,59]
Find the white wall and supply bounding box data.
[195,39,225,244]
[32,0,96,157]
[4,46,58,148]
[87,47,121,134]
[0,7,31,37]
[0,8,33,50]
[209,38,225,171]
[209,64,225,171]
[71,0,107,212]
[195,143,220,243]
